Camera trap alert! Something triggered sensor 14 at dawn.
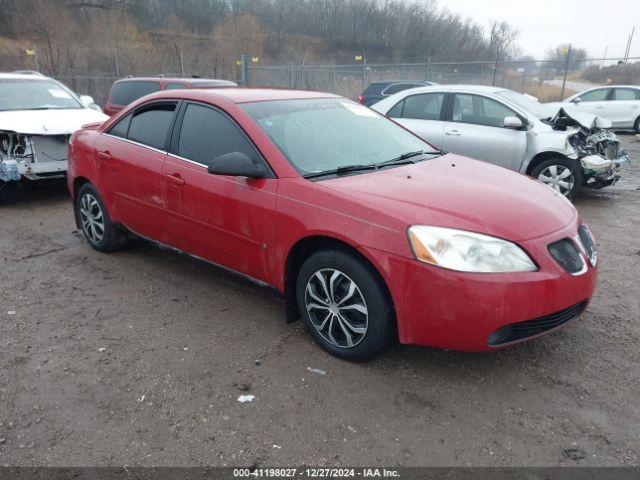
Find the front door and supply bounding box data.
[442,93,526,171]
[163,102,277,283]
[387,92,446,149]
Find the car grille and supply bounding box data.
[487,300,587,346]
[548,239,586,274]
[577,224,597,266]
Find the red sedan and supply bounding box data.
[67,88,598,361]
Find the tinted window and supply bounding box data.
[363,83,387,95]
[109,81,161,105]
[401,93,444,120]
[578,89,610,102]
[128,103,176,150]
[165,82,188,90]
[387,100,404,118]
[383,83,424,95]
[452,94,516,127]
[613,88,639,101]
[107,113,132,138]
[177,103,257,165]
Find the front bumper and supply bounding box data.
[360,221,597,351]
[583,150,631,189]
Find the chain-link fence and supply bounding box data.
[245,56,640,103]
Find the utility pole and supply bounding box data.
[601,46,608,68]
[492,46,500,86]
[113,46,120,78]
[179,47,185,76]
[560,44,572,101]
[624,27,635,63]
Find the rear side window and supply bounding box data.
[578,89,610,102]
[128,103,176,150]
[452,94,516,128]
[363,83,386,95]
[165,82,188,90]
[613,88,639,101]
[109,81,161,105]
[177,103,258,165]
[401,93,445,120]
[383,83,423,95]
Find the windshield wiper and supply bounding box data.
[303,164,377,179]
[377,149,443,167]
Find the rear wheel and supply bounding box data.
[76,183,127,252]
[634,116,640,134]
[296,249,394,361]
[531,157,582,199]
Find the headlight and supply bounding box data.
[408,226,537,273]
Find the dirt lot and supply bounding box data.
[1,135,639,467]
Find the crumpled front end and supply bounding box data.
[569,129,631,189]
[0,131,69,182]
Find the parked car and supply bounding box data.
[103,76,237,116]
[358,80,437,106]
[0,72,108,203]
[546,85,640,133]
[371,85,631,198]
[68,88,597,360]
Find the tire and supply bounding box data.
[75,183,127,252]
[634,116,640,134]
[296,249,394,361]
[0,180,18,204]
[530,157,582,199]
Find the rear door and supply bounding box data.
[442,93,526,170]
[606,88,640,128]
[95,101,178,242]
[386,92,446,149]
[163,102,277,282]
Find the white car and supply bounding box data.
[547,85,640,133]
[371,85,630,198]
[0,72,108,202]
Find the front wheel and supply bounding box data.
[75,183,127,252]
[296,249,394,361]
[634,116,640,134]
[531,157,582,199]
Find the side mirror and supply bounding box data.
[570,97,581,104]
[503,116,523,129]
[79,95,95,108]
[207,152,266,179]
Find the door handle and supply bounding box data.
[166,173,185,186]
[97,150,112,160]
[445,130,461,136]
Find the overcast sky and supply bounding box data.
[440,0,639,60]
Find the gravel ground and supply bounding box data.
[1,134,639,467]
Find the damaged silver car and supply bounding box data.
[0,72,107,203]
[371,85,631,198]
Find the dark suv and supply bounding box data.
[103,77,237,116]
[358,81,436,107]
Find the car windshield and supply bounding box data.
[242,98,436,177]
[0,78,82,111]
[495,89,555,120]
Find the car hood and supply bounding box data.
[0,108,108,135]
[544,105,612,130]
[320,154,577,242]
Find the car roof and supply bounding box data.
[114,76,234,84]
[144,87,341,104]
[0,72,52,81]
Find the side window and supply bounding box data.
[578,89,610,102]
[402,93,444,120]
[383,83,423,95]
[128,103,176,150]
[110,81,161,105]
[387,99,404,118]
[613,88,639,101]
[452,94,516,127]
[166,82,188,90]
[107,113,132,138]
[177,103,258,166]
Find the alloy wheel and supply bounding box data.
[305,268,369,348]
[79,193,105,244]
[537,165,574,197]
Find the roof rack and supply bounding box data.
[11,70,46,77]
